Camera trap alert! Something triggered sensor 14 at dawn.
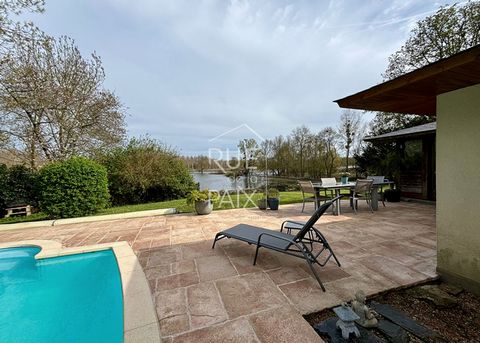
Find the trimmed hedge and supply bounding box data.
[38,157,109,218]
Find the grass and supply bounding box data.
[0,189,352,225]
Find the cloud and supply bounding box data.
[26,0,452,155]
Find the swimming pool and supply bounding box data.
[0,246,123,342]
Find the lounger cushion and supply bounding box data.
[219,224,294,250]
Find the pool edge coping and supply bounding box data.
[0,207,177,232]
[0,240,161,343]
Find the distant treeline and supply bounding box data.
[183,112,365,179]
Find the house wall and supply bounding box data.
[436,83,480,294]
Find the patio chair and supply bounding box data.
[349,179,374,214]
[212,196,342,291]
[367,175,386,207]
[298,180,318,212]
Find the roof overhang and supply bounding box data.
[335,45,480,116]
[364,122,436,142]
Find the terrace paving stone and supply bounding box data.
[359,255,430,285]
[155,271,199,292]
[266,266,311,285]
[0,202,436,343]
[300,263,351,284]
[146,246,182,267]
[170,318,259,343]
[171,260,196,275]
[195,254,238,282]
[279,278,343,314]
[180,241,224,260]
[155,288,189,336]
[216,272,289,319]
[249,306,325,343]
[187,281,228,328]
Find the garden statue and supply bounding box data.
[334,303,360,339]
[351,290,378,328]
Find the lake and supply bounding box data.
[191,172,265,191]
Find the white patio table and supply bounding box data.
[312,181,395,215]
[312,182,355,215]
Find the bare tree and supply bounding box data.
[319,127,339,177]
[291,125,311,177]
[0,0,45,54]
[0,34,126,168]
[337,110,363,173]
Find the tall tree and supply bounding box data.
[319,127,339,177]
[237,138,258,179]
[0,0,45,55]
[337,110,363,173]
[291,125,311,177]
[373,1,480,135]
[0,35,126,168]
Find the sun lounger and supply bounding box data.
[212,196,342,291]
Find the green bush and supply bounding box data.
[38,157,109,218]
[96,137,197,205]
[0,164,39,217]
[0,164,8,216]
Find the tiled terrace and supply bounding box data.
[0,201,436,342]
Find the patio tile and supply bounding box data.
[155,271,199,291]
[411,259,437,277]
[279,278,342,314]
[159,314,190,337]
[359,255,429,285]
[170,318,258,343]
[229,254,263,275]
[150,239,170,248]
[299,264,351,283]
[221,241,257,258]
[180,241,224,260]
[145,264,171,280]
[171,260,196,275]
[248,306,325,343]
[216,272,288,318]
[187,282,228,328]
[155,288,189,336]
[147,246,182,267]
[266,266,310,285]
[195,254,237,282]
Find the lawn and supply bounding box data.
[0,190,352,225]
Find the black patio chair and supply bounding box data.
[212,196,342,291]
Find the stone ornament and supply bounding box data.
[351,290,378,328]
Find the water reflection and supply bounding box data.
[192,172,266,191]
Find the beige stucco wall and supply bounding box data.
[436,83,480,293]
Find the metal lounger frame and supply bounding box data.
[212,196,342,291]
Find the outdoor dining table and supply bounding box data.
[311,182,355,215]
[312,181,395,215]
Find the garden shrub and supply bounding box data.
[0,164,39,217]
[96,137,197,205]
[0,164,8,216]
[38,157,109,218]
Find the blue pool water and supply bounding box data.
[0,247,123,342]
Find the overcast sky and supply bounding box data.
[25,0,452,155]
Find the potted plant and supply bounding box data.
[267,188,280,210]
[186,189,218,215]
[257,192,268,210]
[340,172,350,184]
